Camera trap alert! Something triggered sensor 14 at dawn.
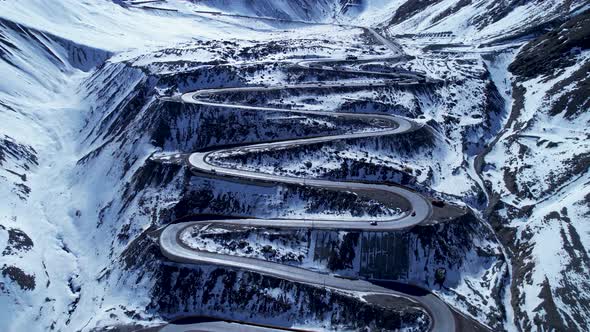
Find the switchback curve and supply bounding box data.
[156,15,460,332]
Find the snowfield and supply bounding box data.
[0,0,588,331]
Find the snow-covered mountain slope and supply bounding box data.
[0,0,272,52]
[190,0,342,22]
[0,0,588,331]
[0,2,432,329]
[482,12,590,331]
[342,2,590,329]
[0,1,286,330]
[350,0,588,44]
[71,21,444,330]
[0,15,112,331]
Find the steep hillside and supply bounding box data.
[482,12,590,331]
[357,1,589,329]
[0,17,109,330]
[0,1,285,330]
[367,0,587,43]
[189,0,342,22]
[0,0,588,331]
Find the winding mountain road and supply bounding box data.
[154,11,473,332]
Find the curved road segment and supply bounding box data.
[157,12,464,332]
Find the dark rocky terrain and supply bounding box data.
[0,1,588,331]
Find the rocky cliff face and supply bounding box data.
[377,0,586,42]
[179,210,508,328]
[482,11,590,331]
[0,1,588,331]
[119,225,428,331]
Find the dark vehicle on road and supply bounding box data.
[432,200,445,208]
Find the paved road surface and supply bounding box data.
[153,9,484,332]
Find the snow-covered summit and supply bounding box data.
[0,1,588,331]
